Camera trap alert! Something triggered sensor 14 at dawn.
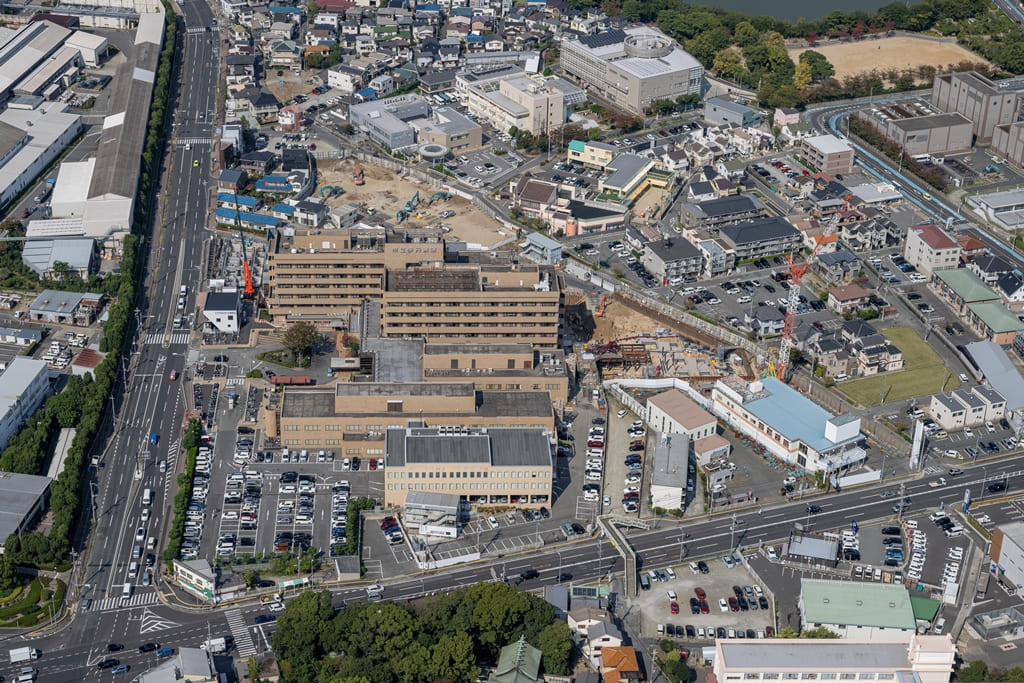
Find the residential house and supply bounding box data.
[583,621,623,659]
[827,284,870,315]
[268,39,302,67]
[239,150,277,174]
[277,104,303,130]
[568,607,610,637]
[744,306,785,337]
[968,253,1013,285]
[225,54,256,85]
[966,302,1024,346]
[328,64,363,93]
[293,198,329,227]
[218,168,248,191]
[997,271,1024,311]
[839,216,903,252]
[817,249,860,284]
[930,392,967,431]
[856,341,903,376]
[809,336,856,380]
[696,238,731,277]
[600,646,642,683]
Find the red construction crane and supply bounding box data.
[774,225,834,381]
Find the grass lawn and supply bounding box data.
[837,326,960,407]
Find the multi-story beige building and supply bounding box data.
[271,382,555,459]
[560,26,703,115]
[383,426,554,508]
[465,74,566,135]
[267,226,563,347]
[904,223,961,277]
[421,343,569,405]
[266,224,444,321]
[566,139,617,169]
[800,134,854,175]
[932,71,1020,143]
[381,264,562,348]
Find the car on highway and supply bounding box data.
[98,658,121,669]
[112,664,130,674]
[988,481,1007,493]
[156,647,174,658]
[254,614,276,624]
[193,160,199,167]
[138,643,159,653]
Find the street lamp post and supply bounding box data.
[979,466,988,499]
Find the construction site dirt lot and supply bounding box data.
[789,36,988,81]
[264,69,317,106]
[317,160,512,246]
[591,299,663,342]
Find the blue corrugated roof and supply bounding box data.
[269,4,301,12]
[238,210,280,227]
[273,203,295,214]
[217,192,259,207]
[466,34,483,42]
[264,175,289,183]
[216,207,239,220]
[418,3,441,9]
[357,87,376,98]
[744,377,859,452]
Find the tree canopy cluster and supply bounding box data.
[272,583,574,683]
[569,0,1022,108]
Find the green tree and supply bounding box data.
[587,126,604,141]
[282,321,319,361]
[535,622,573,675]
[801,626,841,638]
[272,590,335,681]
[1005,667,1024,682]
[735,20,759,46]
[0,552,17,593]
[799,50,835,81]
[713,47,747,81]
[777,626,799,638]
[955,661,988,682]
[429,631,478,682]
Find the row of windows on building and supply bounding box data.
[387,482,550,491]
[282,423,551,431]
[726,674,897,681]
[385,301,555,307]
[387,469,547,479]
[281,439,384,450]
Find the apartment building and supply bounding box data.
[800,134,854,175]
[932,71,1020,143]
[383,426,554,509]
[903,223,961,277]
[567,139,617,169]
[381,264,562,348]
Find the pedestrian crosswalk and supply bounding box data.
[225,377,244,386]
[97,590,160,612]
[186,26,212,34]
[225,609,257,657]
[143,332,191,345]
[176,137,213,146]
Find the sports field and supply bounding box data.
[837,326,960,407]
[789,36,988,82]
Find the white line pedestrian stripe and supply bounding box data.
[169,333,191,345]
[176,137,213,145]
[139,607,181,633]
[225,609,257,656]
[97,591,160,611]
[144,333,164,344]
[225,377,244,385]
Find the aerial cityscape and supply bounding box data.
[2,0,1024,680]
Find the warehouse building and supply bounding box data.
[704,98,762,128]
[883,113,973,156]
[560,26,703,115]
[383,426,554,509]
[0,101,82,210]
[993,121,1024,171]
[932,71,1020,143]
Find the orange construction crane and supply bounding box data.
[353,161,365,186]
[774,227,833,381]
[239,230,256,298]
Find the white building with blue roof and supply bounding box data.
[711,376,866,476]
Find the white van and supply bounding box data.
[122,583,132,599]
[128,562,139,578]
[143,488,153,506]
[934,617,946,634]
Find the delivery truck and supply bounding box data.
[9,647,40,664]
[201,637,228,654]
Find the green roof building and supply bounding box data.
[933,268,998,316]
[489,635,542,683]
[967,301,1024,346]
[799,578,917,639]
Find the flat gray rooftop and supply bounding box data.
[0,471,51,542]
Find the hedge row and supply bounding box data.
[163,419,201,566]
[1,1,178,569]
[0,579,42,620]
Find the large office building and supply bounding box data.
[932,71,1020,143]
[560,26,703,115]
[711,376,866,475]
[712,635,956,683]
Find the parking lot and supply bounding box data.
[444,146,520,189]
[634,557,776,641]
